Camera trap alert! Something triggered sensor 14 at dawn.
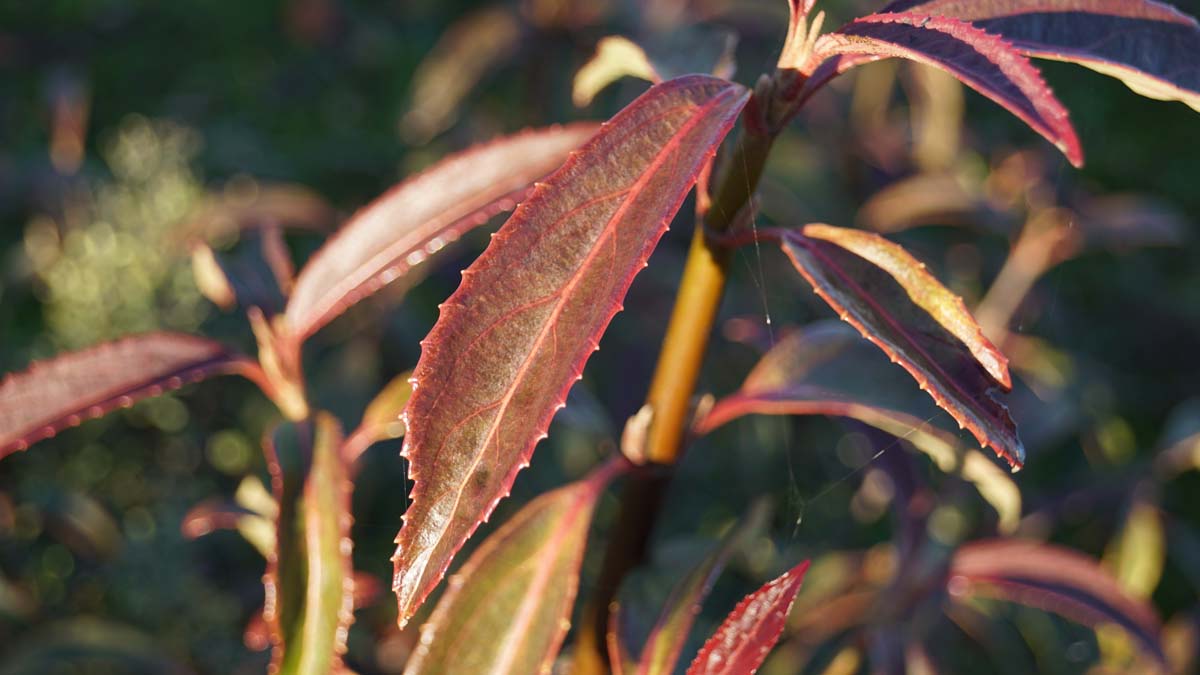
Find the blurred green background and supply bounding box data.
[1,0,1198,673]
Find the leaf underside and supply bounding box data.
[695,324,1022,532]
[0,333,255,459]
[813,12,1082,165]
[950,539,1166,664]
[686,560,811,675]
[779,226,1024,468]
[285,123,599,341]
[392,75,749,626]
[403,459,622,675]
[264,415,355,675]
[880,0,1200,110]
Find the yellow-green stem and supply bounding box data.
[643,124,773,464]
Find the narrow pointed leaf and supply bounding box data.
[780,225,1024,467]
[636,503,770,675]
[686,560,811,675]
[949,539,1165,664]
[393,75,749,625]
[0,333,259,459]
[403,459,625,675]
[343,370,414,464]
[264,414,355,675]
[285,123,599,341]
[694,326,1020,532]
[880,0,1200,110]
[811,13,1082,165]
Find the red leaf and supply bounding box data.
[809,13,1082,165]
[285,123,599,341]
[0,333,258,459]
[779,225,1024,468]
[879,0,1200,110]
[392,75,749,626]
[404,459,624,674]
[686,561,811,675]
[949,539,1166,663]
[636,502,771,675]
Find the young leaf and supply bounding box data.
[393,75,749,626]
[805,13,1082,165]
[342,370,414,465]
[263,414,355,675]
[285,123,599,341]
[949,539,1166,664]
[880,0,1200,110]
[403,458,624,675]
[779,225,1025,468]
[686,561,811,675]
[636,502,770,675]
[0,333,260,459]
[573,36,662,107]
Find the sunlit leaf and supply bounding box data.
[695,325,1021,532]
[285,124,597,341]
[343,370,414,464]
[400,7,523,143]
[393,75,749,626]
[264,415,355,675]
[1103,498,1166,599]
[686,560,811,675]
[403,458,625,675]
[881,0,1200,111]
[804,13,1082,165]
[0,333,260,459]
[949,539,1166,664]
[778,225,1024,468]
[635,503,770,675]
[573,36,662,107]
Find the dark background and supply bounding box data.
[1,0,1198,672]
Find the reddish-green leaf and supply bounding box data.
[880,0,1200,110]
[285,123,599,341]
[808,13,1082,165]
[0,333,260,459]
[403,459,624,675]
[686,561,811,675]
[636,502,770,675]
[779,225,1024,467]
[949,539,1165,663]
[393,75,749,626]
[263,414,355,675]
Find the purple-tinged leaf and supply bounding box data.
[695,325,1021,532]
[285,124,598,342]
[807,13,1083,165]
[779,225,1024,467]
[880,0,1200,110]
[636,502,770,675]
[686,561,811,675]
[403,459,625,675]
[949,539,1166,664]
[263,414,355,675]
[393,75,749,626]
[0,333,261,459]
